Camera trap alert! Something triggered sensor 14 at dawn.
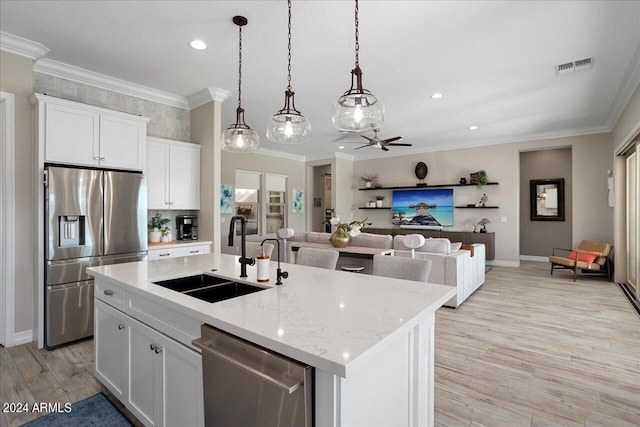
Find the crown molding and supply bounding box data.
[34,58,190,109]
[0,31,49,61]
[252,147,306,161]
[188,87,232,109]
[304,150,355,162]
[606,43,640,130]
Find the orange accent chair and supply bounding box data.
[549,241,613,282]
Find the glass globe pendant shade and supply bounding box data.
[266,114,311,144]
[332,92,384,132]
[266,90,311,144]
[222,107,260,152]
[332,65,384,132]
[222,126,260,152]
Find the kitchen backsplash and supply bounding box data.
[34,73,190,141]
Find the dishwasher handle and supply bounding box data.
[192,337,302,394]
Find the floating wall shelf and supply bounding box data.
[455,206,499,209]
[359,207,392,210]
[359,182,499,191]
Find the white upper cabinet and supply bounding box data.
[147,137,200,210]
[33,94,148,171]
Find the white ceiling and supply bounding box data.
[1,1,639,160]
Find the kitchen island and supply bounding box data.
[88,253,455,427]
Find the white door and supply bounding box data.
[147,140,170,210]
[169,143,200,210]
[128,318,163,427]
[100,113,145,171]
[161,335,205,427]
[94,300,128,401]
[45,102,100,166]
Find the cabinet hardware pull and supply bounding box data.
[154,346,162,354]
[150,343,156,351]
[93,156,99,160]
[100,157,105,161]
[159,253,170,257]
[103,289,114,296]
[189,250,199,254]
[118,324,125,330]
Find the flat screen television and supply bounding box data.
[392,188,454,226]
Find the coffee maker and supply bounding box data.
[176,215,198,240]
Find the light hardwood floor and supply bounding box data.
[1,262,638,426]
[435,262,640,426]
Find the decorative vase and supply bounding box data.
[160,233,172,243]
[330,227,351,248]
[149,229,161,243]
[376,200,383,208]
[480,226,487,233]
[365,181,372,188]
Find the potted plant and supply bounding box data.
[475,217,491,233]
[360,173,378,188]
[471,170,489,188]
[375,195,385,208]
[149,213,170,243]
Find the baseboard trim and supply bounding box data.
[487,260,520,268]
[14,330,33,346]
[520,255,548,262]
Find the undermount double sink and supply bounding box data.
[153,274,266,304]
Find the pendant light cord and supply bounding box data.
[354,0,359,68]
[287,0,292,91]
[237,24,243,110]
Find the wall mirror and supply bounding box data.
[530,178,565,221]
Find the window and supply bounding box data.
[265,174,287,234]
[234,171,288,236]
[235,171,261,236]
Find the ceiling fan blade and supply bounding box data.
[386,143,413,147]
[381,145,389,151]
[353,144,371,150]
[361,135,375,142]
[381,136,402,143]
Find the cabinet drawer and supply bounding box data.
[95,280,127,312]
[148,244,211,260]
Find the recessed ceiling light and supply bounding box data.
[338,146,345,149]
[431,92,444,99]
[468,125,478,130]
[189,39,207,50]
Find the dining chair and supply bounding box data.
[295,247,339,270]
[372,255,432,282]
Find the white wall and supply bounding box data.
[353,133,613,265]
[220,151,306,254]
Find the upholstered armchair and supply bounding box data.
[549,241,613,282]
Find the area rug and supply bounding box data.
[22,392,133,427]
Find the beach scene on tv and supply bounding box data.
[392,189,454,226]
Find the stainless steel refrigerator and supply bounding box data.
[45,166,147,348]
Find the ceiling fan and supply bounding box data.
[350,128,412,151]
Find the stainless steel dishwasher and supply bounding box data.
[193,324,313,427]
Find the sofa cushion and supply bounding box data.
[289,233,308,242]
[306,232,331,244]
[351,232,393,249]
[421,238,451,254]
[450,242,463,252]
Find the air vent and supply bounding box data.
[555,57,594,76]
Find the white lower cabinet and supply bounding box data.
[95,298,204,427]
[95,300,128,402]
[147,244,211,260]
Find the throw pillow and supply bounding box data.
[567,248,601,263]
[450,242,463,252]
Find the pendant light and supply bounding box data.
[332,0,384,132]
[266,0,311,144]
[222,16,260,152]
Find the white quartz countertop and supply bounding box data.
[147,240,212,250]
[88,253,455,378]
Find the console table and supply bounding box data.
[365,228,495,260]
